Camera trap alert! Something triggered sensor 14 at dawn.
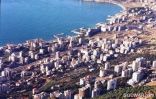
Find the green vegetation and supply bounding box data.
[39,80,55,92]
[95,86,156,99]
[110,51,156,65]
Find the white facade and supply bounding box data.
[114,65,122,75]
[39,49,44,54]
[64,90,72,99]
[152,61,156,68]
[121,70,128,77]
[80,78,85,86]
[99,67,105,77]
[104,62,110,70]
[107,79,117,90]
[132,71,142,83]
[91,88,98,98]
[74,94,79,99]
[132,61,140,71]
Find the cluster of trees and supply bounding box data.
[95,86,156,99]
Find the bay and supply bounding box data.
[0,0,122,45]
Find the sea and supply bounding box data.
[0,0,122,46]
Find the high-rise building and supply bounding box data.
[107,79,117,90]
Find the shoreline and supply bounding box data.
[83,0,126,10]
[1,0,156,98]
[0,0,124,47]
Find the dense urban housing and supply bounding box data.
[0,0,156,98]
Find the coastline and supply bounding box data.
[0,0,124,47]
[82,0,126,10]
[1,0,156,98]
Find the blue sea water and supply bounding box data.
[0,0,122,46]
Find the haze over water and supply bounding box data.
[0,0,122,46]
